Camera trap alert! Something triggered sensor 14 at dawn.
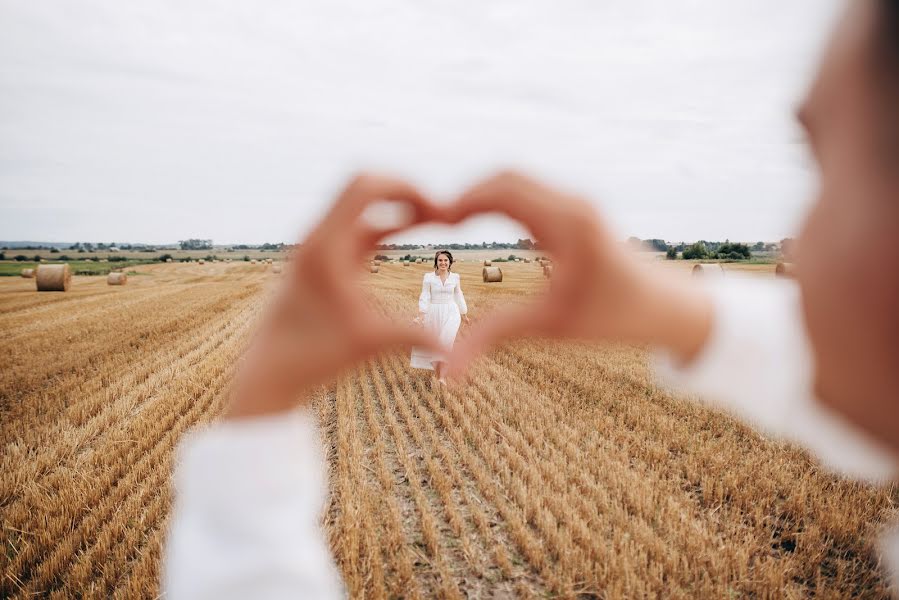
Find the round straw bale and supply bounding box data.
[524,258,531,263]
[272,264,283,274]
[372,260,381,267]
[402,261,409,266]
[692,263,725,278]
[107,272,128,285]
[370,265,379,274]
[775,262,795,278]
[543,264,554,278]
[250,259,257,264]
[483,260,492,266]
[21,268,35,278]
[482,266,503,283]
[165,258,173,263]
[198,259,205,265]
[36,264,71,292]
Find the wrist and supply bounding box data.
[631,268,714,365]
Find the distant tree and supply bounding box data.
[14,255,27,261]
[179,239,213,250]
[666,247,677,260]
[682,242,710,260]
[715,242,751,260]
[752,241,765,251]
[33,255,41,262]
[0,252,4,260]
[50,247,60,254]
[646,239,668,252]
[515,238,535,250]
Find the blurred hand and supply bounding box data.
[227,174,443,420]
[443,171,714,379]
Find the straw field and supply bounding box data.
[0,260,896,598]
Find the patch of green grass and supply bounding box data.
[0,260,156,276]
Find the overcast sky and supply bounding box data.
[0,0,844,245]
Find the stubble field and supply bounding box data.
[0,259,896,598]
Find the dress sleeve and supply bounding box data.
[163,410,345,599]
[653,277,896,482]
[418,274,431,314]
[453,274,468,315]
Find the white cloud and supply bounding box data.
[0,0,842,244]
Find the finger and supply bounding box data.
[444,300,554,381]
[444,171,575,244]
[325,173,438,232]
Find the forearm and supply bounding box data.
[164,410,344,598]
[616,264,715,364]
[651,277,896,481]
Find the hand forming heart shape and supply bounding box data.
[227,172,712,419]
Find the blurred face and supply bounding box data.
[437,254,451,271]
[797,0,899,450]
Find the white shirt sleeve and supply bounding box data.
[163,409,345,600]
[653,277,896,482]
[418,273,431,313]
[453,273,468,315]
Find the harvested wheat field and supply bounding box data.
[1,260,897,598]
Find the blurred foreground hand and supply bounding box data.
[227,175,443,420]
[443,171,715,380]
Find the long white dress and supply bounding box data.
[410,271,468,370]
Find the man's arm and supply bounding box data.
[163,411,344,599]
[653,277,896,481]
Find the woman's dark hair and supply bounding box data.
[433,250,454,271]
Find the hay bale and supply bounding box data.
[524,258,531,263]
[775,262,795,278]
[36,264,71,292]
[402,261,410,267]
[372,260,381,267]
[370,265,379,274]
[198,259,205,265]
[272,264,283,274]
[692,263,725,278]
[543,264,554,278]
[482,266,503,283]
[107,272,128,286]
[21,268,35,278]
[165,258,173,263]
[483,260,492,266]
[251,259,258,265]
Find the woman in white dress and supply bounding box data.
[410,250,470,383]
